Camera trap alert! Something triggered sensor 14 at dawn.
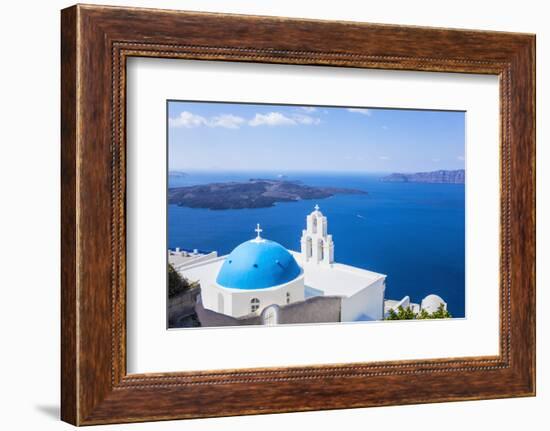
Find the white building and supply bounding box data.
[174,206,390,322]
[300,204,334,265]
[421,294,448,313]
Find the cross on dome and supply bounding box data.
[314,204,320,211]
[251,223,265,242]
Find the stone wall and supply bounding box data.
[195,294,341,327]
[276,295,341,324]
[167,287,201,327]
[195,295,261,326]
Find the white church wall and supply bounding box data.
[200,282,220,312]
[221,286,232,315]
[341,278,386,321]
[201,275,306,318]
[227,276,305,317]
[177,257,225,313]
[230,290,267,317]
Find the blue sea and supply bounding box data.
[168,172,465,318]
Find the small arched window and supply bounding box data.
[286,292,291,304]
[250,297,260,313]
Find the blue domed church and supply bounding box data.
[212,225,306,318]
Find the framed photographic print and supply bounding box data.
[61,4,535,425]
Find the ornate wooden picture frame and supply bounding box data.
[61,4,535,425]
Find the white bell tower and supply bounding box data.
[300,204,334,265]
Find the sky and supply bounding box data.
[168,101,465,173]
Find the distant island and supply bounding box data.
[168,171,188,178]
[168,179,367,210]
[381,169,465,184]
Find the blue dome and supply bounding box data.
[216,239,301,290]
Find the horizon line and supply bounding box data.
[168,168,466,174]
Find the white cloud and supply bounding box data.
[169,111,245,129]
[209,114,245,129]
[378,156,390,160]
[248,112,320,127]
[170,110,319,129]
[432,157,441,162]
[293,114,321,125]
[169,111,208,128]
[347,108,372,116]
[382,125,389,130]
[457,155,465,161]
[249,112,296,126]
[300,106,317,113]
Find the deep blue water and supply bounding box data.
[168,172,465,318]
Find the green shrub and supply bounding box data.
[168,263,192,298]
[386,305,417,320]
[428,303,452,319]
[386,304,452,320]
